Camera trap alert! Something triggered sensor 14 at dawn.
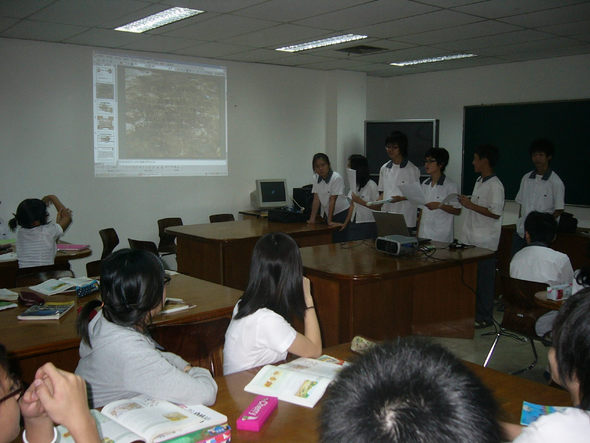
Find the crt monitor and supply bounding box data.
[250,179,288,209]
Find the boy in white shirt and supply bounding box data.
[376,131,420,231]
[512,138,565,255]
[459,145,505,329]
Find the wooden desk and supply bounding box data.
[0,247,91,288]
[2,274,241,382]
[300,242,494,345]
[168,220,334,290]
[213,343,570,442]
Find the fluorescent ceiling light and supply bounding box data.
[390,53,476,67]
[276,34,368,53]
[115,7,204,33]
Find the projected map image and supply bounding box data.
[120,67,225,160]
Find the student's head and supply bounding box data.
[8,199,48,231]
[236,232,305,323]
[320,338,500,443]
[424,147,450,173]
[550,288,590,409]
[348,154,370,190]
[529,138,554,161]
[385,131,408,160]
[312,153,331,179]
[0,344,22,443]
[524,211,557,245]
[472,144,499,171]
[77,249,167,346]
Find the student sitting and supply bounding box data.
[223,232,322,375]
[76,249,217,407]
[504,288,590,442]
[320,338,500,443]
[9,195,72,268]
[510,211,574,338]
[0,344,99,443]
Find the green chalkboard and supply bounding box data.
[462,99,590,206]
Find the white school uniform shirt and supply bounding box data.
[419,174,460,243]
[513,408,590,443]
[348,180,378,223]
[510,243,574,286]
[16,223,63,268]
[515,169,565,237]
[311,170,350,218]
[223,303,297,375]
[378,159,420,228]
[458,175,505,251]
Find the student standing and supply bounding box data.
[513,138,565,255]
[307,153,350,242]
[419,148,461,243]
[459,145,505,329]
[376,131,420,231]
[342,154,378,241]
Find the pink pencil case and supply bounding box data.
[236,395,278,432]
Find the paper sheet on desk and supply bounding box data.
[399,182,426,206]
[0,252,17,262]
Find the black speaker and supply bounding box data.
[292,185,313,216]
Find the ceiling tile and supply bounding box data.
[234,0,369,22]
[174,41,251,57]
[0,17,18,32]
[64,27,139,47]
[453,0,585,19]
[1,19,87,41]
[121,34,195,52]
[220,24,331,48]
[544,19,590,37]
[162,14,277,40]
[398,20,521,45]
[0,0,55,18]
[500,3,590,28]
[477,36,584,57]
[435,29,552,51]
[158,0,268,14]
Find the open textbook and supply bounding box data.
[244,355,348,408]
[56,395,228,443]
[29,277,97,296]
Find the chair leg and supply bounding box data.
[483,332,501,367]
[511,338,538,375]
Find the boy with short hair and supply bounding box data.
[376,131,420,230]
[513,138,565,255]
[459,144,505,328]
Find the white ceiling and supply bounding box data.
[1,0,590,77]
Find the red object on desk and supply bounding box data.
[57,244,89,251]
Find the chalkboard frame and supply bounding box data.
[462,99,590,206]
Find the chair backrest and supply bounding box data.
[157,217,183,254]
[149,317,231,377]
[16,264,74,287]
[500,272,551,337]
[209,213,235,223]
[128,238,159,256]
[99,228,119,259]
[85,260,101,278]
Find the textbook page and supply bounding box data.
[57,410,141,443]
[279,356,348,379]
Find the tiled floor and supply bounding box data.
[423,307,550,385]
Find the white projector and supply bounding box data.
[375,235,419,256]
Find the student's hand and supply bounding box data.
[42,195,56,206]
[307,217,317,224]
[351,193,364,205]
[302,276,313,307]
[390,196,405,203]
[425,202,441,210]
[20,380,55,443]
[328,221,343,228]
[458,195,473,209]
[20,382,49,420]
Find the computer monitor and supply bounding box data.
[250,179,288,209]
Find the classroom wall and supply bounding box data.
[0,38,366,275]
[366,53,590,233]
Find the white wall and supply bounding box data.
[0,38,366,275]
[367,54,590,233]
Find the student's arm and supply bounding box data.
[307,193,321,224]
[458,195,501,219]
[288,277,322,358]
[439,203,461,215]
[500,421,523,441]
[42,195,66,212]
[553,209,564,218]
[43,195,72,230]
[338,204,354,231]
[327,195,339,225]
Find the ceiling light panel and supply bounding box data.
[115,7,204,33]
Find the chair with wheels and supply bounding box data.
[483,273,550,374]
[157,217,183,256]
[209,214,234,223]
[99,228,119,259]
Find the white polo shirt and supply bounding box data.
[348,180,378,224]
[510,243,574,286]
[515,169,564,237]
[419,175,460,243]
[378,159,420,227]
[458,175,505,251]
[311,171,350,217]
[16,223,63,268]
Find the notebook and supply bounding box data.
[372,211,430,245]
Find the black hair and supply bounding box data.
[552,288,590,409]
[474,144,499,168]
[77,249,166,347]
[235,232,305,324]
[320,338,500,443]
[385,131,408,158]
[575,267,589,289]
[8,199,48,231]
[524,211,557,245]
[424,147,450,172]
[312,153,331,170]
[349,154,370,190]
[0,343,9,377]
[529,138,554,158]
